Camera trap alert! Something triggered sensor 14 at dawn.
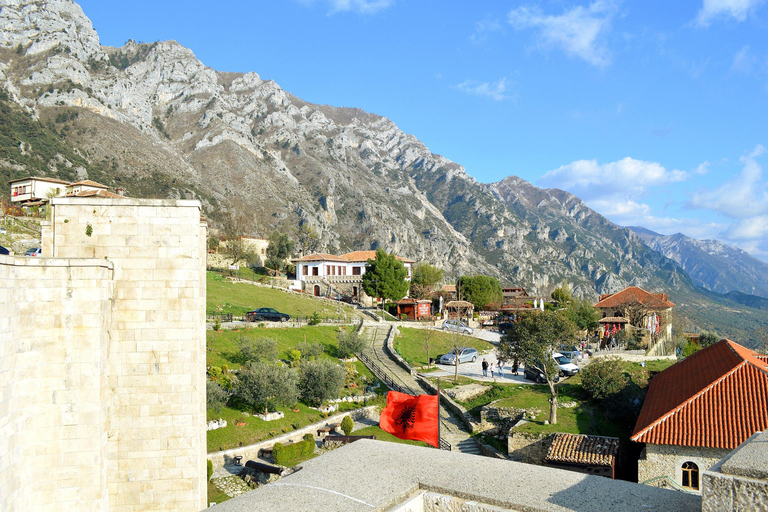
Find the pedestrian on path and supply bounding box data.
[482,358,488,377]
[497,358,504,378]
[489,362,494,378]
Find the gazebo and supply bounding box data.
[444,300,474,321]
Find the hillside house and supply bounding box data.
[293,250,414,306]
[594,286,675,347]
[631,339,768,493]
[544,433,620,479]
[9,176,70,206]
[395,298,432,320]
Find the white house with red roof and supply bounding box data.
[293,250,414,305]
[9,177,123,206]
[631,339,768,493]
[594,286,675,348]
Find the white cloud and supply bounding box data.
[731,45,755,74]
[725,215,768,239]
[471,17,503,44]
[696,0,765,27]
[507,1,617,67]
[688,145,768,218]
[455,78,511,101]
[301,0,395,14]
[538,156,688,200]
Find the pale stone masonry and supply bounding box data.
[0,197,207,512]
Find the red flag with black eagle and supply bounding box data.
[379,391,439,447]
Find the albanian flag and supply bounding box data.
[379,391,439,447]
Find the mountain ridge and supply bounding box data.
[1,0,767,346]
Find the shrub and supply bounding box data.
[340,415,354,436]
[581,357,629,400]
[206,379,228,413]
[337,330,365,358]
[681,342,701,358]
[299,359,345,406]
[213,317,221,331]
[207,459,213,481]
[308,311,321,325]
[297,341,324,360]
[272,437,315,467]
[699,331,719,347]
[238,336,278,364]
[288,349,302,367]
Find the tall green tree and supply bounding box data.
[361,248,409,303]
[265,230,295,272]
[410,262,444,299]
[565,298,600,332]
[551,283,572,308]
[499,310,577,424]
[457,275,502,310]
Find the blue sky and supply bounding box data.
[77,0,768,262]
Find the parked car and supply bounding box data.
[498,322,515,335]
[24,247,41,257]
[439,347,479,365]
[559,345,583,362]
[523,364,560,384]
[0,245,9,255]
[441,319,473,335]
[553,352,580,376]
[245,307,290,322]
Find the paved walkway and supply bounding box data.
[359,324,481,455]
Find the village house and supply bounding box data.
[293,250,414,306]
[594,286,675,348]
[632,339,768,493]
[9,177,122,207]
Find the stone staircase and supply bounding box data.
[360,323,481,456]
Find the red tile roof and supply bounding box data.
[594,286,675,309]
[546,433,620,467]
[8,176,71,185]
[339,250,415,263]
[631,339,768,450]
[294,253,349,263]
[71,189,125,198]
[70,180,109,188]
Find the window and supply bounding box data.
[352,266,362,276]
[312,267,318,276]
[681,461,699,490]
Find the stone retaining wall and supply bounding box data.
[386,326,416,375]
[507,431,552,464]
[207,406,379,470]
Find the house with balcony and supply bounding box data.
[293,250,414,305]
[9,176,70,206]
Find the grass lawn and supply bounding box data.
[207,271,362,320]
[352,425,431,448]
[394,327,495,367]
[207,325,347,369]
[207,480,231,505]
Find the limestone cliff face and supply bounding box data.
[0,0,691,297]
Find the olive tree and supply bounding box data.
[502,310,577,424]
[337,329,366,358]
[299,359,346,406]
[580,357,629,400]
[237,362,298,414]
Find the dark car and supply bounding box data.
[498,322,515,335]
[245,307,290,322]
[0,245,9,255]
[523,364,560,384]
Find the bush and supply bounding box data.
[207,459,213,481]
[297,341,324,360]
[337,329,365,358]
[308,311,321,325]
[213,317,221,331]
[287,349,302,367]
[340,415,354,436]
[299,359,345,406]
[207,379,228,413]
[238,336,278,364]
[272,437,315,467]
[681,342,701,358]
[699,331,719,347]
[581,357,629,400]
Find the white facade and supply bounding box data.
[9,177,69,204]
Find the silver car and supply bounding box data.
[439,347,479,365]
[441,319,473,335]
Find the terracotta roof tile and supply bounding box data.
[339,250,415,263]
[631,339,768,449]
[70,180,109,188]
[71,189,125,198]
[294,253,349,263]
[545,433,619,466]
[594,286,675,309]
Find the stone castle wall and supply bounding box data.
[0,197,207,512]
[638,443,730,492]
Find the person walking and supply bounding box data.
[497,358,504,378]
[482,358,488,377]
[489,362,494,378]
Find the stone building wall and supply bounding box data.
[638,443,731,492]
[507,432,552,464]
[0,197,207,512]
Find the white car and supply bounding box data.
[553,352,580,377]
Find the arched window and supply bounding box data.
[681,461,699,490]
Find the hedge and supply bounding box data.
[272,434,316,467]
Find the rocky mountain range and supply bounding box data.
[630,227,768,299]
[1,0,766,346]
